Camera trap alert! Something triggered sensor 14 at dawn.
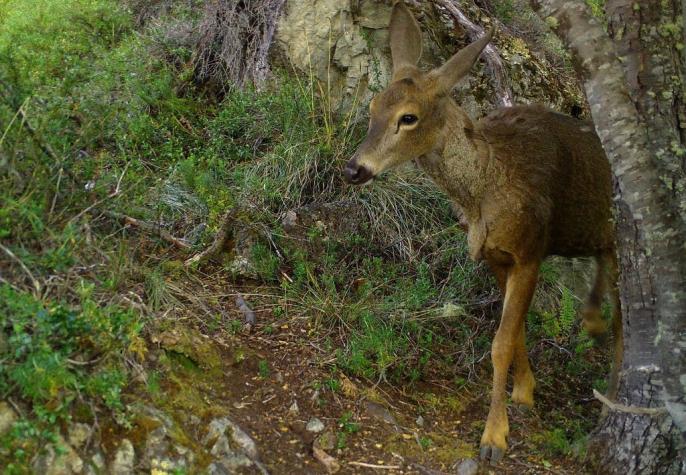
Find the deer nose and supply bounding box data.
[343,159,373,185]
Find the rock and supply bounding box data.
[364,401,398,428]
[416,415,425,427]
[67,423,92,449]
[456,458,479,475]
[313,430,336,452]
[203,417,261,471]
[151,326,222,370]
[276,0,582,116]
[306,417,325,433]
[313,445,340,474]
[33,436,83,475]
[131,404,190,471]
[441,302,467,319]
[0,402,18,436]
[209,433,253,471]
[288,401,300,416]
[84,452,105,475]
[111,439,135,475]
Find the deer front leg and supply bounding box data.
[488,261,535,410]
[480,260,540,464]
[511,322,535,408]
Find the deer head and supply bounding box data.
[343,2,492,185]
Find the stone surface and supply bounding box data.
[364,401,398,428]
[83,452,106,475]
[67,422,92,449]
[276,0,583,116]
[313,430,336,452]
[456,458,479,475]
[203,417,262,471]
[0,402,18,436]
[313,445,340,473]
[111,439,135,475]
[33,436,83,475]
[306,417,325,433]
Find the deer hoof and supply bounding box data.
[480,444,505,465]
[513,402,532,415]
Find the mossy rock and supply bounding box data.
[152,326,223,371]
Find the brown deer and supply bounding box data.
[343,2,622,464]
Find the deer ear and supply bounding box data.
[389,1,422,77]
[429,28,493,94]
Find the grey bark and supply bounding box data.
[530,0,686,472]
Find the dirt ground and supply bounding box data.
[102,261,602,475]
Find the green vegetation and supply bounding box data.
[0,0,610,470]
[0,284,142,470]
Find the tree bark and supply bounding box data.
[530,0,686,472]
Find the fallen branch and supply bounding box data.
[184,208,237,266]
[102,210,190,250]
[348,461,401,470]
[593,389,668,416]
[433,0,514,107]
[0,242,41,296]
[69,162,129,225]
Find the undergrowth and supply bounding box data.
[0,0,610,470]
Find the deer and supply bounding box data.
[343,1,622,465]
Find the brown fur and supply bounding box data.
[343,2,622,464]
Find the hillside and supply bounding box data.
[0,1,614,473]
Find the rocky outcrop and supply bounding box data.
[275,0,583,116]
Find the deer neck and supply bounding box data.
[416,104,491,222]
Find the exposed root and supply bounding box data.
[184,208,237,267]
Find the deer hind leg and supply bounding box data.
[581,256,608,338]
[489,262,535,410]
[480,260,540,464]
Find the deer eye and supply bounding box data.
[399,114,418,126]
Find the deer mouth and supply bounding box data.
[343,159,375,185]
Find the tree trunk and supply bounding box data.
[530,0,686,472]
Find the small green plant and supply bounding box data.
[258,359,270,378]
[227,319,243,334]
[493,0,516,23]
[323,378,341,393]
[336,411,360,449]
[585,0,605,18]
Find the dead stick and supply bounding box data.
[592,389,667,416]
[102,210,190,250]
[433,0,514,107]
[348,462,401,470]
[184,208,237,266]
[0,242,41,296]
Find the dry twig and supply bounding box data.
[593,389,667,416]
[0,242,41,296]
[184,208,237,266]
[101,210,190,250]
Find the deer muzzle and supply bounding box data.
[343,156,374,185]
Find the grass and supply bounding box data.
[0,0,610,470]
[0,283,143,470]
